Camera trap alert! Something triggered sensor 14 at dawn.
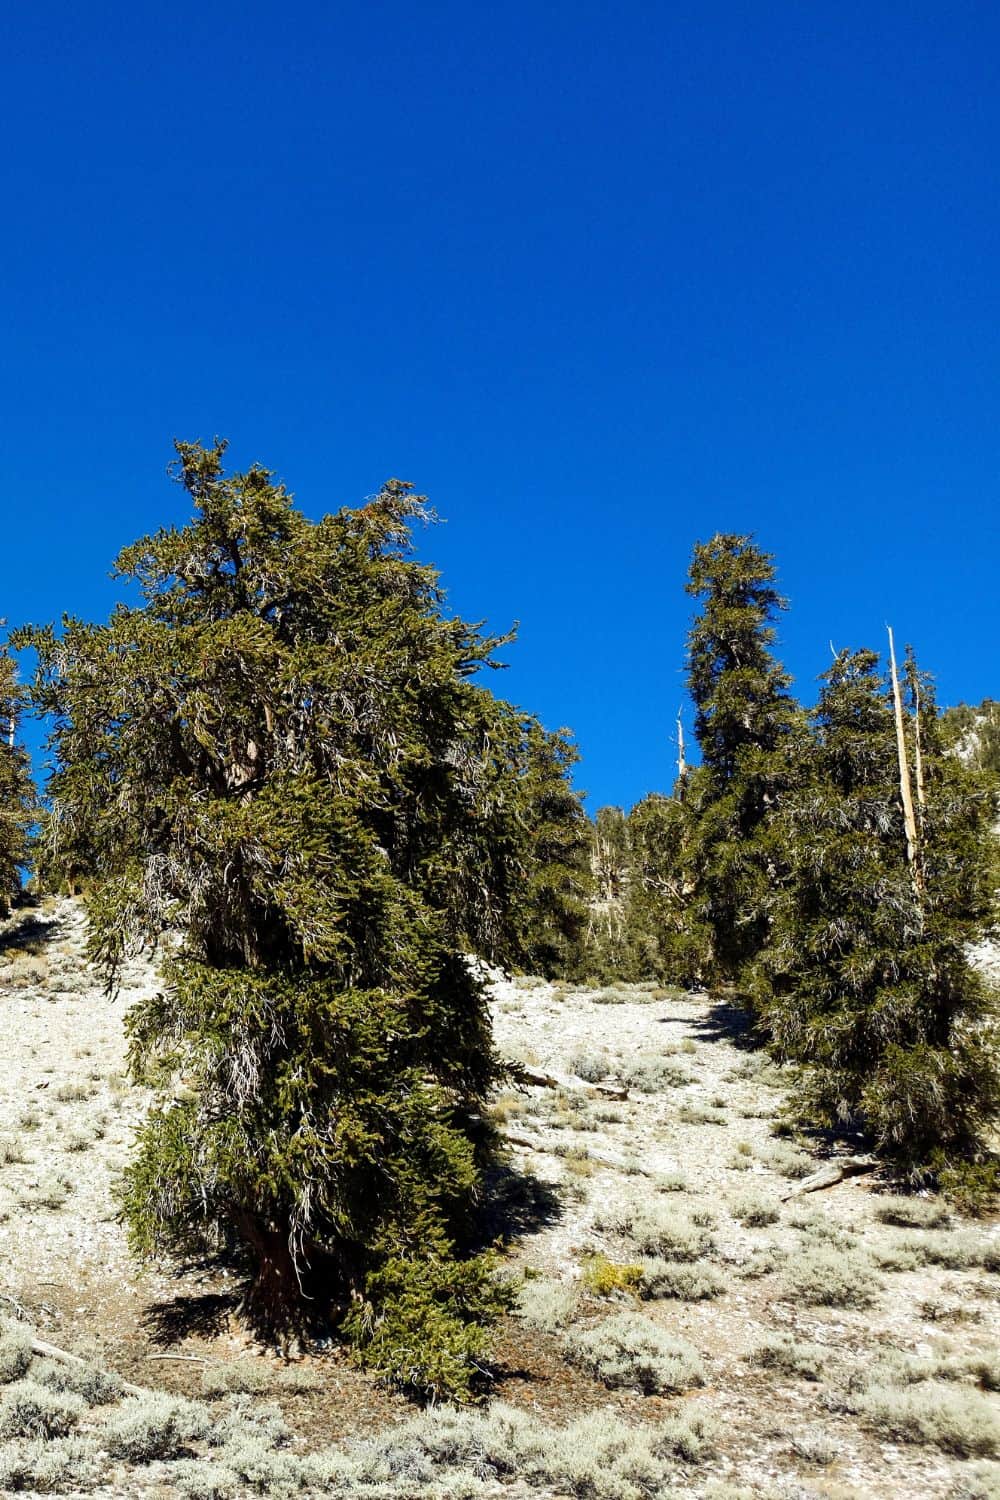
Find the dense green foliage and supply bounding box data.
[753,648,1000,1181]
[510,724,591,977]
[942,699,1000,783]
[18,442,587,1393]
[0,644,34,913]
[683,535,805,984]
[574,797,707,985]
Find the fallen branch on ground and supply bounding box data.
[517,1066,628,1101]
[780,1158,876,1201]
[504,1130,636,1171]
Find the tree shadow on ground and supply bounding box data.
[141,1290,240,1346]
[0,912,57,957]
[686,997,764,1050]
[473,1163,563,1250]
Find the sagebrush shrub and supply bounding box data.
[596,1201,715,1261]
[0,1320,34,1384]
[873,1196,951,1229]
[857,1381,1000,1457]
[0,1378,82,1439]
[639,1259,726,1302]
[566,1312,705,1394]
[103,1391,213,1461]
[729,1190,780,1226]
[747,1332,826,1381]
[516,1277,579,1332]
[782,1246,881,1308]
[201,1359,270,1397]
[34,1355,123,1405]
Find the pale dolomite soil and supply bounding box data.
[0,897,997,1499]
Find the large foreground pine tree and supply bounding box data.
[23,442,577,1393]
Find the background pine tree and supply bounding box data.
[755,648,1000,1188]
[683,534,805,986]
[0,642,34,914]
[20,442,581,1395]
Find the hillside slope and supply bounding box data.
[0,899,998,1498]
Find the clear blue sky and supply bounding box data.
[3,2,998,809]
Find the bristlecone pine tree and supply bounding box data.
[684,534,805,986]
[510,722,591,976]
[0,642,34,913]
[754,648,1000,1188]
[22,442,581,1395]
[620,792,708,985]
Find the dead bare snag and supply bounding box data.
[887,624,923,898]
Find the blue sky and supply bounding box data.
[3,2,998,809]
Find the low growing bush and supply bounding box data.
[103,1391,213,1462]
[0,1378,83,1439]
[857,1381,1000,1458]
[782,1246,881,1308]
[566,1312,705,1394]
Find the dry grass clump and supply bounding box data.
[652,1170,688,1193]
[747,1332,827,1382]
[53,1080,95,1102]
[855,1381,1000,1457]
[729,1190,781,1227]
[18,1172,73,1210]
[781,1246,881,1308]
[639,1259,726,1302]
[566,1312,705,1394]
[0,1378,83,1438]
[516,1276,579,1332]
[789,1428,837,1466]
[0,1134,29,1166]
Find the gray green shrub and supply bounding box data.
[566,1311,705,1394]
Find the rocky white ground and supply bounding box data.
[0,898,998,1499]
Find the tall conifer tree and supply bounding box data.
[684,535,804,984]
[21,442,581,1392]
[756,649,999,1184]
[0,643,34,913]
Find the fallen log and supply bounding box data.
[780,1158,876,1201]
[503,1130,635,1172]
[517,1067,628,1102]
[29,1337,145,1396]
